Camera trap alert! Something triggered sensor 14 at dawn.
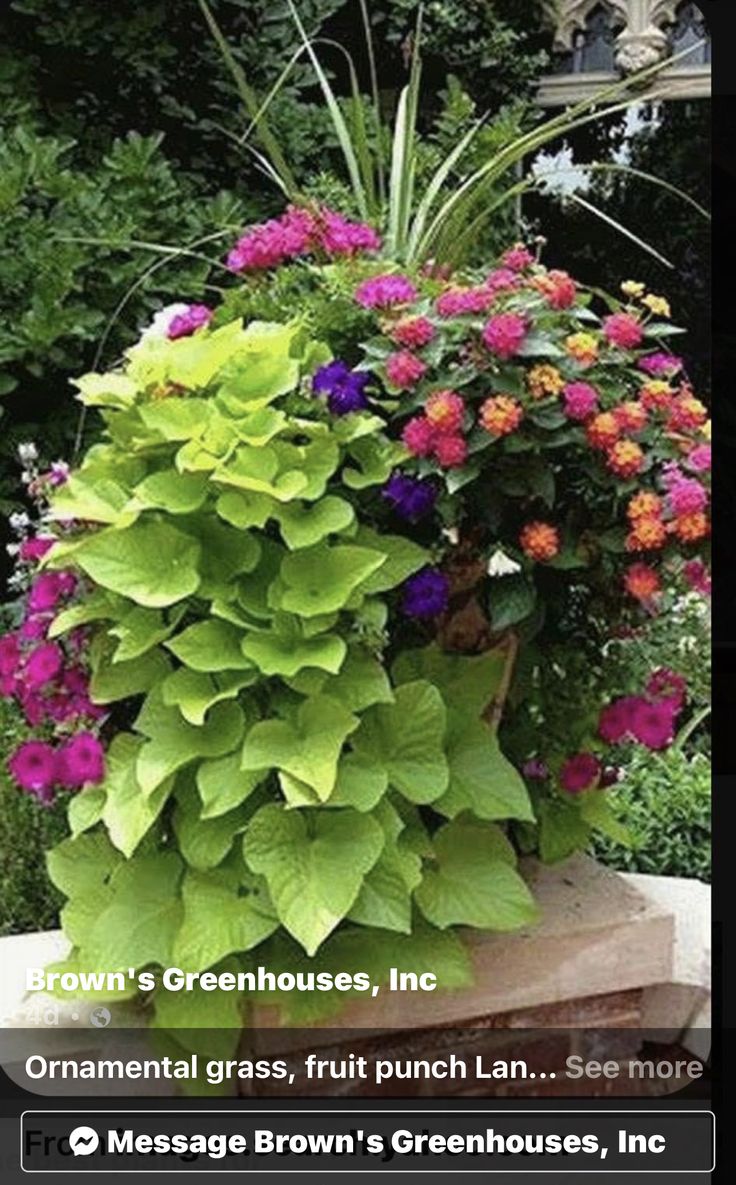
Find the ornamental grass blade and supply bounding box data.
[387,5,423,257]
[197,0,297,198]
[563,192,675,269]
[286,0,369,220]
[358,0,386,203]
[405,118,484,263]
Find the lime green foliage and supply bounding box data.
[0,701,66,935]
[591,749,710,882]
[44,316,536,1027]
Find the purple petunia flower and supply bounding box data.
[312,361,370,415]
[382,473,439,521]
[402,567,450,619]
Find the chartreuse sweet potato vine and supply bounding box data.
[40,316,536,1031]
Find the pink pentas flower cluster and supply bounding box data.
[355,274,418,309]
[226,205,381,272]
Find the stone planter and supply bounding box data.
[0,856,710,1099]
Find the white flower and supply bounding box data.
[530,144,591,200]
[442,526,460,546]
[487,548,521,577]
[9,511,30,533]
[138,303,190,343]
[17,442,38,464]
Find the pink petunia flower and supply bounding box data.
[23,642,63,691]
[57,732,106,789]
[8,741,58,797]
[560,752,602,793]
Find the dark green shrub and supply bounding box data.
[0,700,66,934]
[591,748,710,881]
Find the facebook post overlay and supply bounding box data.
[20,1109,715,1173]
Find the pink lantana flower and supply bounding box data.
[385,350,427,390]
[482,312,528,360]
[603,311,644,350]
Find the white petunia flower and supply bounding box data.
[17,442,38,465]
[487,548,521,577]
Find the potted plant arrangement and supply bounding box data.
[0,5,709,1058]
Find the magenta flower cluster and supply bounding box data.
[2,455,106,803]
[167,304,213,340]
[226,205,381,272]
[554,667,688,796]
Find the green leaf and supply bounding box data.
[241,695,359,801]
[280,544,385,617]
[393,644,506,720]
[196,519,262,595]
[342,436,404,489]
[140,398,212,441]
[68,788,106,837]
[101,736,172,859]
[129,470,208,515]
[172,868,278,971]
[537,796,591,864]
[214,444,306,502]
[110,606,184,662]
[216,490,273,530]
[47,830,121,905]
[90,647,171,704]
[243,804,384,954]
[352,681,448,804]
[162,668,256,726]
[354,527,427,594]
[436,719,534,823]
[241,630,346,678]
[84,851,183,971]
[49,590,121,640]
[489,574,537,631]
[173,783,250,870]
[166,620,252,673]
[415,819,538,931]
[51,473,133,526]
[580,791,632,846]
[196,751,265,819]
[308,648,394,712]
[135,690,245,795]
[276,496,355,549]
[74,520,201,608]
[72,372,137,409]
[331,752,388,812]
[348,808,422,933]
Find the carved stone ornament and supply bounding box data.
[554,0,682,74]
